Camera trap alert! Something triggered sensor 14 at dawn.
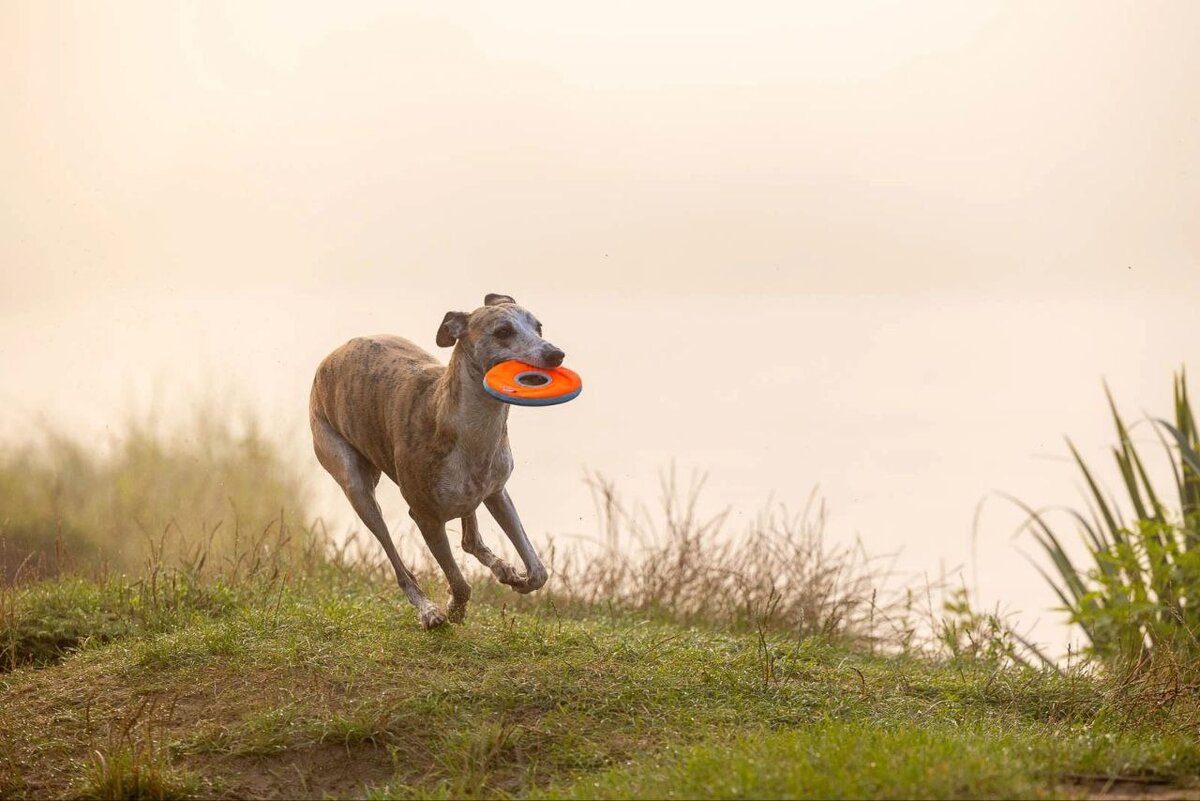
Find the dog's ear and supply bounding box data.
[436,311,469,347]
[484,293,516,307]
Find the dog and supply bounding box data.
[309,293,566,628]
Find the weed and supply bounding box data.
[545,469,894,646]
[1016,370,1200,669]
[74,696,201,800]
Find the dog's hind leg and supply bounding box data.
[311,416,445,629]
[483,489,548,593]
[460,510,526,590]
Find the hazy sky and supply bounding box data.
[3,2,1198,650]
[5,1,1198,303]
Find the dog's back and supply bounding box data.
[310,335,444,482]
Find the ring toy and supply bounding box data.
[483,360,582,406]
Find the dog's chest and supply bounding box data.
[433,446,513,516]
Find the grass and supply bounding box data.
[2,562,1198,800]
[535,723,1200,800]
[550,471,890,645]
[1017,370,1200,667]
[4,402,1200,799]
[0,404,309,580]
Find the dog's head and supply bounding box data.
[436,293,566,372]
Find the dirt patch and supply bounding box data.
[1067,776,1200,800]
[193,742,399,800]
[0,661,375,798]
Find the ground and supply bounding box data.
[2,568,1198,800]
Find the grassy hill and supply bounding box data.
[3,408,1199,799]
[3,561,1198,800]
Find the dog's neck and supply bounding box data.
[436,347,510,456]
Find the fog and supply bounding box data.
[3,1,1198,651]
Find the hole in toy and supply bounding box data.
[516,372,551,387]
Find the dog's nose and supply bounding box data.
[542,347,565,368]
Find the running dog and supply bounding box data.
[309,293,566,629]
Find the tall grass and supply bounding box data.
[2,409,892,658]
[546,470,894,646]
[0,405,311,581]
[1018,370,1200,666]
[0,402,938,661]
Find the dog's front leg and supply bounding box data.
[483,489,548,593]
[412,511,472,624]
[461,510,527,590]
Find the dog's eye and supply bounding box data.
[494,325,514,339]
[535,323,543,336]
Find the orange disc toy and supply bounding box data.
[483,360,582,406]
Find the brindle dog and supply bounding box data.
[309,293,566,629]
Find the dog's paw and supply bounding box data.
[514,567,548,594]
[493,561,525,587]
[447,597,468,624]
[419,605,448,630]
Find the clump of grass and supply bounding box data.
[1,508,327,671]
[542,469,892,646]
[1016,370,1200,669]
[932,586,1042,667]
[82,747,183,801]
[1,578,133,672]
[0,403,310,579]
[75,697,201,800]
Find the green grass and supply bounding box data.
[537,722,1200,799]
[538,725,1093,800]
[1018,370,1200,666]
[3,402,1199,799]
[3,566,1197,800]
